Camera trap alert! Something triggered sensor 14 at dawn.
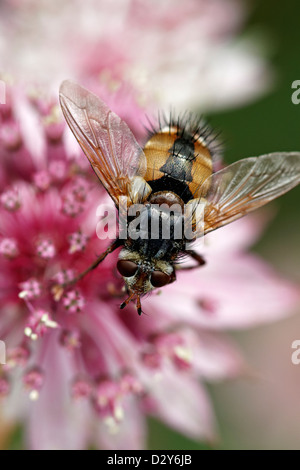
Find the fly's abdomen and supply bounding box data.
[143,125,213,202]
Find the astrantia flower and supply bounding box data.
[0,83,299,450]
[0,0,296,451]
[0,0,271,112]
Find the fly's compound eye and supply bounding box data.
[150,271,171,288]
[117,260,138,277]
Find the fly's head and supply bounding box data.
[117,248,174,315]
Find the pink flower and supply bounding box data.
[0,0,271,112]
[0,84,299,451]
[0,0,295,450]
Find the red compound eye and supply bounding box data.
[150,271,171,288]
[117,260,138,277]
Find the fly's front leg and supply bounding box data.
[52,239,122,300]
[175,250,206,271]
[169,269,177,283]
[67,239,122,285]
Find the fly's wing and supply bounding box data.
[194,152,300,236]
[59,80,147,207]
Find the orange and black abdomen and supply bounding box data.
[143,126,213,203]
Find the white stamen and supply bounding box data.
[19,290,28,299]
[29,390,39,401]
[114,404,124,422]
[52,285,64,301]
[174,345,192,363]
[104,417,119,435]
[45,319,58,329]
[24,327,32,337]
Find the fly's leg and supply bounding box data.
[169,270,177,283]
[175,250,206,271]
[68,239,122,285]
[52,239,122,300]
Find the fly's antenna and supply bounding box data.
[120,292,143,316]
[136,295,142,316]
[120,291,136,310]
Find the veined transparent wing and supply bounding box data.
[199,152,300,235]
[59,80,147,207]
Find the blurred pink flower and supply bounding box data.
[0,0,272,111]
[0,83,299,451]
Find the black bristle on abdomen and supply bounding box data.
[144,110,222,164]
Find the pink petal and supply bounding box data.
[27,332,90,450]
[86,303,142,375]
[144,368,216,442]
[201,211,274,257]
[14,91,46,167]
[96,396,146,450]
[150,254,300,330]
[182,329,244,380]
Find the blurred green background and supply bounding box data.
[149,0,300,450]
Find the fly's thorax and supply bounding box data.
[125,200,185,252]
[148,191,184,209]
